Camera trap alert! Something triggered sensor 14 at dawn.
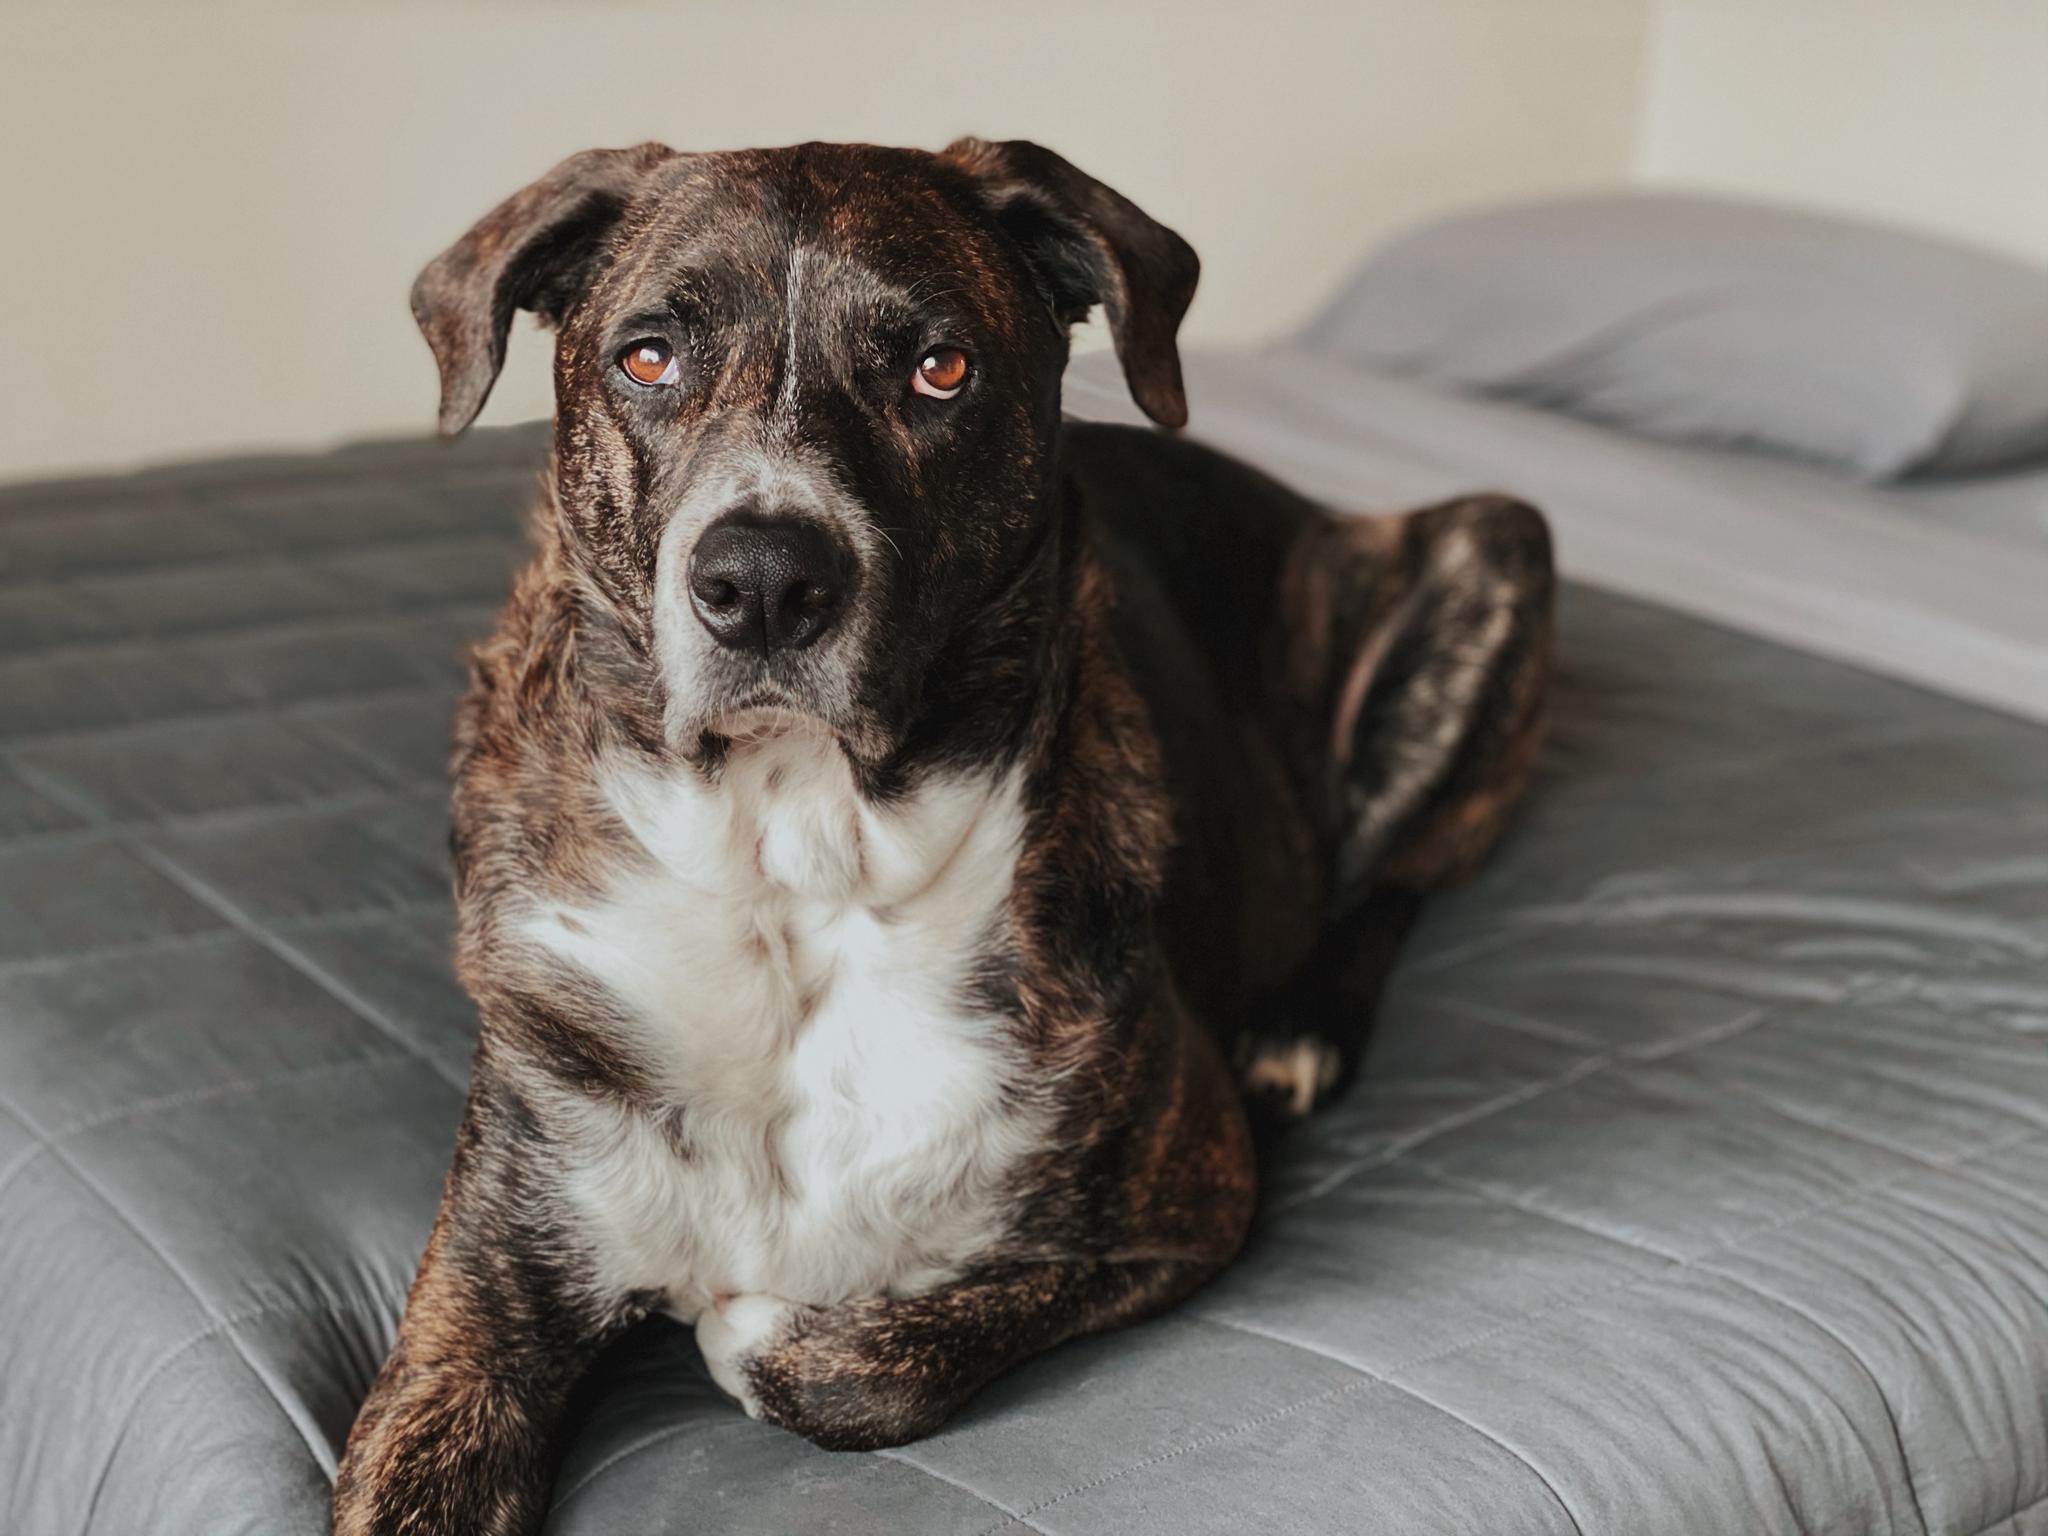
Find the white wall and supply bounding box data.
[1634,0,2048,262]
[0,0,1650,481]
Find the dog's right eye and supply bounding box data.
[619,339,680,388]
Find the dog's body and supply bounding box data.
[334,139,1553,1534]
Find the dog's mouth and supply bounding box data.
[675,684,896,771]
[676,688,822,757]
[709,703,831,748]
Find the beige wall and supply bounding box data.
[0,0,1650,481]
[1634,0,2048,262]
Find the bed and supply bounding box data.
[4,205,2047,1534]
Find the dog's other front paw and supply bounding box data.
[697,1294,956,1452]
[694,1293,807,1419]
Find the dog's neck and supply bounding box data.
[871,485,1082,789]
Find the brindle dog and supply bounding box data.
[333,138,1553,1534]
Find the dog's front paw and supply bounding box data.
[333,1359,555,1536]
[696,1294,951,1451]
[694,1294,807,1418]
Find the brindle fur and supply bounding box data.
[333,137,1552,1534]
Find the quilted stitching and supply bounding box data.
[1020,1122,2048,1536]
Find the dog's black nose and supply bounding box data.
[688,515,851,654]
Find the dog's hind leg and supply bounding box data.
[1241,884,1423,1125]
[1239,493,1555,1127]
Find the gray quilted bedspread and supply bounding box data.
[2,428,2044,1536]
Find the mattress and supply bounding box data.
[2,379,2045,1535]
[1886,466,2048,546]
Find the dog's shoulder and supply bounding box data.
[1061,419,1325,528]
[1060,418,1327,667]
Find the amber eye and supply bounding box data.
[619,339,679,387]
[912,346,970,400]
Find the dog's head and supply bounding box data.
[413,139,1196,763]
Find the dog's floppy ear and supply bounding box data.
[946,138,1199,428]
[411,142,677,435]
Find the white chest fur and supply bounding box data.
[510,731,1037,1321]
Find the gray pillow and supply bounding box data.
[1308,192,2048,480]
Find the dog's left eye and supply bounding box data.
[911,346,971,400]
[620,339,680,388]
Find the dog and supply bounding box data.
[332,137,1554,1534]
